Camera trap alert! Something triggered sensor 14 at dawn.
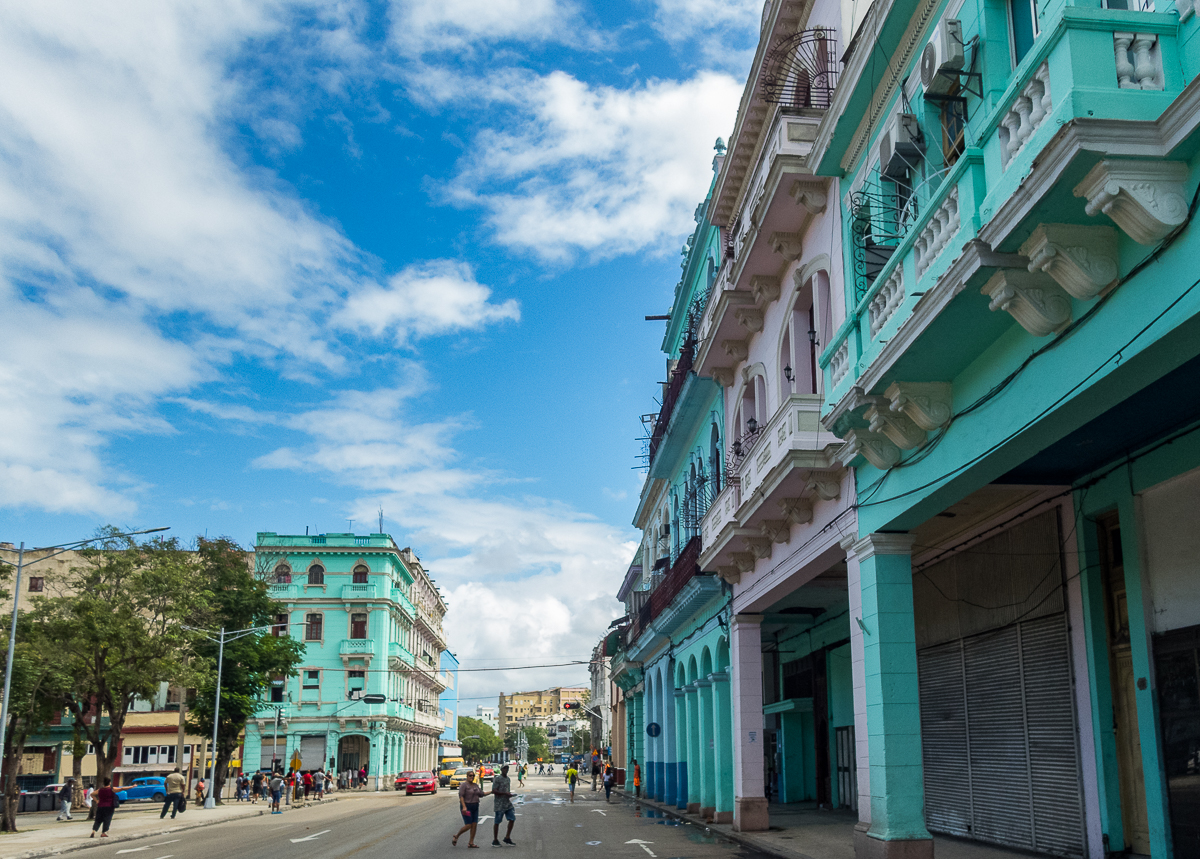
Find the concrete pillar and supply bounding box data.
[711,669,734,823]
[630,691,644,789]
[662,665,678,807]
[850,533,932,859]
[684,684,702,813]
[698,678,716,819]
[732,613,768,831]
[645,679,657,800]
[673,689,688,809]
[842,534,872,826]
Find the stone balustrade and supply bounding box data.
[998,62,1051,168]
[913,186,959,279]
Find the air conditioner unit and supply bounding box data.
[878,113,925,181]
[921,19,965,96]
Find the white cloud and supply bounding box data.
[449,70,743,260]
[338,260,519,345]
[389,0,577,55]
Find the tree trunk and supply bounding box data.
[71,726,85,807]
[1,725,28,833]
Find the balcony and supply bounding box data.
[700,395,843,579]
[267,583,299,599]
[821,5,1189,427]
[340,639,375,657]
[257,532,395,549]
[647,341,694,466]
[340,583,380,600]
[415,605,448,647]
[394,591,416,619]
[625,537,721,658]
[389,642,415,666]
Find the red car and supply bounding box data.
[393,772,413,791]
[404,771,437,795]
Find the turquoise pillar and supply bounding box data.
[852,533,932,852]
[685,685,702,811]
[698,678,716,816]
[674,689,689,809]
[711,670,734,822]
[631,691,644,788]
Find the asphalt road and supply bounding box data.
[74,773,767,859]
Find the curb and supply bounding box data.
[3,794,351,859]
[615,790,809,859]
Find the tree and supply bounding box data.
[0,613,68,831]
[572,729,592,757]
[185,538,303,804]
[458,716,502,761]
[504,725,549,762]
[41,530,205,800]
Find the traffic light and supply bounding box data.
[563,702,580,710]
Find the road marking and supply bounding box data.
[591,809,606,816]
[586,842,602,846]
[625,839,656,858]
[289,829,332,843]
[152,842,180,847]
[116,848,149,854]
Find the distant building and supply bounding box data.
[496,687,585,735]
[439,652,461,760]
[474,705,499,733]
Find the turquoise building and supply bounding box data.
[805,0,1200,854]
[612,151,736,821]
[439,651,461,760]
[245,532,450,789]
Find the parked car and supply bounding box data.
[393,772,417,791]
[404,772,437,795]
[448,767,475,789]
[115,777,167,803]
[438,764,458,786]
[479,765,493,781]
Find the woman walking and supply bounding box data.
[56,779,75,820]
[603,765,614,803]
[90,778,117,838]
[452,771,489,848]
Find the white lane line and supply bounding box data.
[590,809,606,816]
[151,842,180,847]
[289,829,332,843]
[625,839,656,858]
[116,848,149,854]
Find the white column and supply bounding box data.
[842,534,871,826]
[731,613,768,831]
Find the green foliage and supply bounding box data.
[37,528,206,783]
[458,716,502,760]
[504,725,549,761]
[185,538,303,801]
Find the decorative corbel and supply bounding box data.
[731,552,757,574]
[884,382,952,431]
[749,275,781,306]
[1074,160,1189,245]
[838,428,902,470]
[1020,223,1119,300]
[778,496,814,525]
[721,339,749,362]
[733,306,765,333]
[769,232,803,261]
[710,367,736,387]
[806,476,842,501]
[742,536,773,559]
[759,519,791,543]
[716,565,742,585]
[789,181,827,215]
[982,269,1072,337]
[865,400,927,450]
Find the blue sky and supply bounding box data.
[0,0,758,704]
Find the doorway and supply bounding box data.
[1099,515,1151,854]
[338,735,369,774]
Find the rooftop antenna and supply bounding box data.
[378,506,384,534]
[347,519,354,533]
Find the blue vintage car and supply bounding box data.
[115,776,167,803]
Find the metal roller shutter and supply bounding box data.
[300,735,327,771]
[918,614,1085,857]
[260,739,285,771]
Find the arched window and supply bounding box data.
[783,277,820,395]
[274,563,291,584]
[307,564,324,586]
[709,424,722,494]
[353,564,369,584]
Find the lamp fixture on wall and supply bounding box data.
[784,365,794,383]
[808,327,817,344]
[747,417,758,434]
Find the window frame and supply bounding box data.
[28,577,44,593]
[352,564,369,584]
[304,612,324,642]
[274,563,292,584]
[307,564,325,586]
[350,612,368,640]
[1008,0,1040,67]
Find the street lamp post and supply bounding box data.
[183,624,272,808]
[0,527,169,779]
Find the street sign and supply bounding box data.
[645,722,661,737]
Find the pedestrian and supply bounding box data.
[269,772,284,813]
[603,765,614,803]
[358,765,367,789]
[490,765,517,847]
[251,771,263,804]
[195,777,206,806]
[313,769,325,800]
[303,770,313,799]
[517,764,525,788]
[591,751,601,791]
[452,770,488,848]
[632,759,641,798]
[565,762,579,804]
[161,767,186,819]
[56,778,75,820]
[89,778,117,838]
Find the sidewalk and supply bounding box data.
[618,790,1043,859]
[0,793,350,859]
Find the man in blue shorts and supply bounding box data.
[491,765,517,847]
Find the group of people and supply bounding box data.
[233,768,334,804]
[454,765,516,849]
